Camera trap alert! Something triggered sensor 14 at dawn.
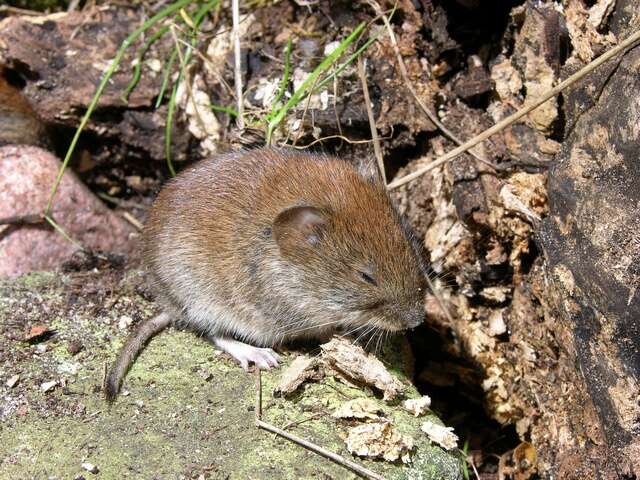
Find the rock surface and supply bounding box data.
[0,145,136,277]
[0,270,463,479]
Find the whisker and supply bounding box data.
[342,322,370,338]
[364,326,380,352]
[353,323,376,346]
[375,330,384,355]
[284,318,344,336]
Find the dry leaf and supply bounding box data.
[40,380,58,393]
[24,324,51,342]
[273,356,323,396]
[402,395,432,417]
[420,420,458,450]
[333,398,384,420]
[320,337,405,401]
[345,421,414,463]
[6,374,20,388]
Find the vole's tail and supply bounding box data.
[105,311,172,402]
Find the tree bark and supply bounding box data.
[539,2,640,476]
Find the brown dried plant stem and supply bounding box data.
[232,0,244,130]
[254,369,386,480]
[367,0,496,171]
[0,213,44,226]
[357,56,387,184]
[387,28,640,190]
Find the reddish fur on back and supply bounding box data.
[141,148,427,347]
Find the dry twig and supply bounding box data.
[121,212,144,231]
[387,28,640,189]
[232,0,245,129]
[357,56,387,184]
[254,369,386,480]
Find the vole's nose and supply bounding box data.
[405,310,424,329]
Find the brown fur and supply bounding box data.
[0,71,48,148]
[106,148,427,400]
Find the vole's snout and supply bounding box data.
[404,309,424,330]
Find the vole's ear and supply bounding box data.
[273,206,329,253]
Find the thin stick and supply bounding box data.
[368,0,495,171]
[0,5,41,15]
[122,211,144,231]
[424,273,454,325]
[0,213,44,226]
[254,369,386,480]
[357,56,386,184]
[388,28,640,190]
[288,130,394,149]
[232,0,245,130]
[255,419,386,480]
[255,367,262,420]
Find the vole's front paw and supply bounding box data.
[213,337,280,370]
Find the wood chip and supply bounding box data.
[420,420,458,450]
[345,421,414,463]
[40,380,58,392]
[6,374,20,388]
[81,462,99,474]
[333,398,384,420]
[273,355,323,397]
[402,395,432,417]
[320,337,405,401]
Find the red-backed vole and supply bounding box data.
[105,148,428,400]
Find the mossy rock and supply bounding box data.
[0,270,462,479]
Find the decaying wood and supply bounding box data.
[538,4,640,475]
[321,337,406,402]
[0,6,193,163]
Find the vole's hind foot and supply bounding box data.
[213,337,280,371]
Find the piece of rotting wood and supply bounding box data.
[386,28,640,190]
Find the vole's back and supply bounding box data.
[107,148,427,399]
[143,148,425,347]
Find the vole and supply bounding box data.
[0,68,49,148]
[105,148,428,401]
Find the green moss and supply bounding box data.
[0,270,462,479]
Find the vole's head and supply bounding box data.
[271,173,427,335]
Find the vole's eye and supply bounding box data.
[359,271,378,286]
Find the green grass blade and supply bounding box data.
[122,24,171,102]
[266,37,292,121]
[266,21,366,144]
[210,104,239,117]
[165,0,219,177]
[156,47,179,108]
[46,0,195,215]
[313,31,377,93]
